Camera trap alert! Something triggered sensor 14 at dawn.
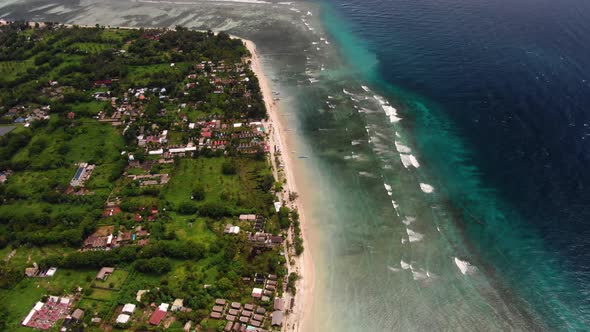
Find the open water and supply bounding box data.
[1,0,590,330]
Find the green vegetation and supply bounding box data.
[0,22,294,331]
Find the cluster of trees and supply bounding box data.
[0,208,98,249]
[292,209,304,255]
[40,240,207,271]
[0,130,32,168]
[134,257,172,274]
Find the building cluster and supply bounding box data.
[69,162,95,187]
[82,225,150,251]
[0,170,12,184]
[24,263,57,278]
[250,273,280,303]
[1,104,51,127]
[248,232,283,248]
[209,299,269,331]
[21,296,72,330]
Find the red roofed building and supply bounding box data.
[149,309,166,326]
[201,128,212,138]
[94,79,112,87]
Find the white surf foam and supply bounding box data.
[409,155,420,168]
[399,154,413,168]
[400,260,411,270]
[420,183,434,193]
[343,88,353,95]
[387,266,401,272]
[373,94,386,105]
[394,141,412,153]
[358,171,375,178]
[384,183,392,194]
[412,269,429,281]
[454,257,477,275]
[391,200,399,214]
[402,216,416,225]
[406,228,424,242]
[383,105,402,123]
[361,85,370,92]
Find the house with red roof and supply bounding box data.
[149,309,166,326]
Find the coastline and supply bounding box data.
[242,38,315,332]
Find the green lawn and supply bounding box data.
[93,269,129,290]
[0,59,34,81]
[163,157,240,208]
[86,288,117,301]
[167,213,217,246]
[67,42,114,54]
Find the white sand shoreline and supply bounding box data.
[241,38,314,332]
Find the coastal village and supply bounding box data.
[0,22,304,331]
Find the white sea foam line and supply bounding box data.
[400,260,411,270]
[399,154,413,168]
[402,216,415,225]
[391,201,399,216]
[420,183,434,193]
[361,85,370,92]
[409,155,420,168]
[357,171,375,178]
[387,265,401,272]
[454,257,477,275]
[411,268,428,281]
[383,183,392,194]
[384,105,402,123]
[394,141,412,153]
[406,228,424,242]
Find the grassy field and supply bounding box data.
[93,269,129,290]
[1,244,77,269]
[67,42,114,54]
[163,157,254,208]
[166,213,217,246]
[0,59,34,81]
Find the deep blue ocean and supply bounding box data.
[320,0,590,328]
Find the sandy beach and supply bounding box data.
[242,38,315,332]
